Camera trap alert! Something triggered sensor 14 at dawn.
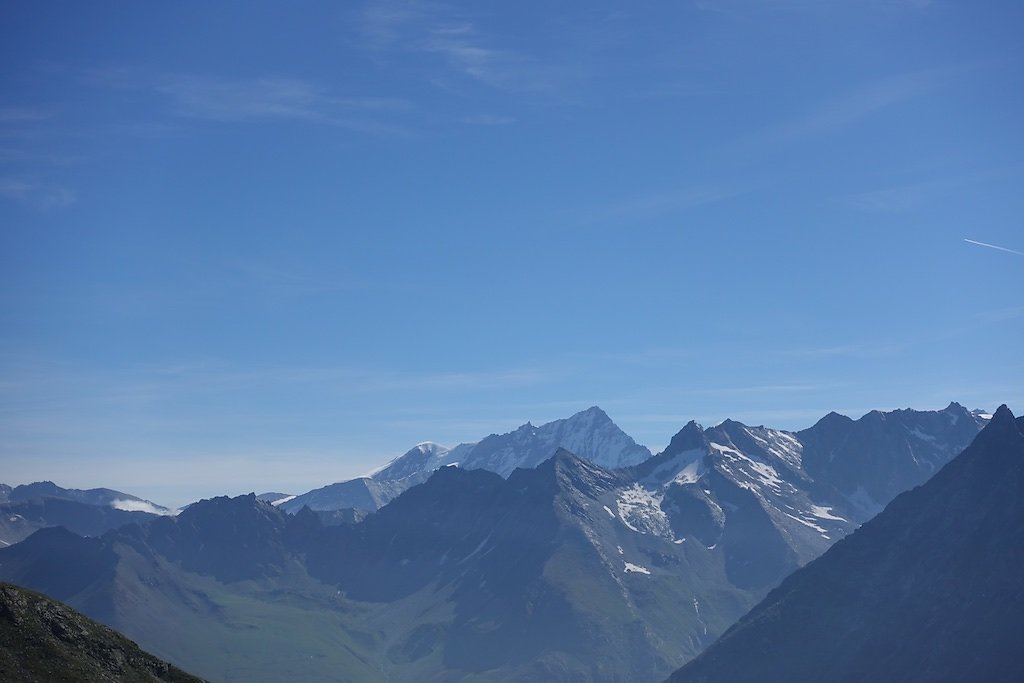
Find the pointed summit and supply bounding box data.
[972,404,1019,446]
[662,420,706,456]
[573,405,612,422]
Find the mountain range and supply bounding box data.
[279,406,652,514]
[0,481,170,547]
[0,402,992,682]
[666,405,1024,683]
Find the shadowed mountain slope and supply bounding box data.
[667,405,1024,683]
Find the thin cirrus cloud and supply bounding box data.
[729,66,961,156]
[0,106,50,124]
[0,176,75,208]
[695,0,934,14]
[0,358,558,414]
[81,66,412,135]
[358,1,570,95]
[571,183,746,227]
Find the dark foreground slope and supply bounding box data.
[667,405,1024,683]
[0,582,204,682]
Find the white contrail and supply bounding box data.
[964,238,1024,257]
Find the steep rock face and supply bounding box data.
[798,401,987,511]
[609,403,988,591]
[145,494,291,583]
[0,582,205,682]
[667,406,1024,683]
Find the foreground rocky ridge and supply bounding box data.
[0,582,204,682]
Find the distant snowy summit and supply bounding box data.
[280,406,651,514]
[378,405,652,478]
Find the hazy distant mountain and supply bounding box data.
[666,405,1024,683]
[278,473,413,514]
[0,481,171,547]
[282,406,653,514]
[0,498,162,548]
[6,481,171,514]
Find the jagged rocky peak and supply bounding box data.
[663,420,707,455]
[175,493,286,532]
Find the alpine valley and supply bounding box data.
[0,403,997,682]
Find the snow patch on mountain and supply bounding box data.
[616,484,672,538]
[809,505,847,522]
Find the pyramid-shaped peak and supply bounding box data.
[562,406,612,425]
[581,405,610,418]
[988,404,1017,426]
[994,403,1014,417]
[817,410,854,426]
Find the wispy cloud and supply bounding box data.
[726,67,959,159]
[778,342,908,359]
[0,176,75,208]
[422,23,559,93]
[768,68,948,143]
[462,114,516,126]
[358,1,570,97]
[83,67,412,135]
[964,238,1024,257]
[695,0,935,15]
[0,106,50,124]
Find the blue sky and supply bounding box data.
[2,1,1022,508]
